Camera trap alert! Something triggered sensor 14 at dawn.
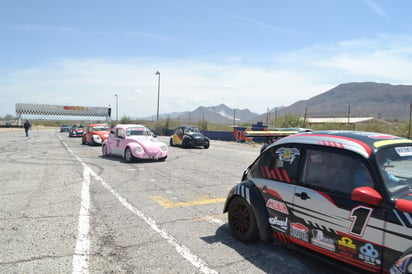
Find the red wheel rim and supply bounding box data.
[230,204,250,233]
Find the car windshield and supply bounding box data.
[376,146,412,194]
[73,125,84,129]
[126,127,152,136]
[93,125,110,131]
[184,127,200,134]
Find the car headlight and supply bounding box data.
[160,144,168,152]
[135,145,143,153]
[93,135,102,142]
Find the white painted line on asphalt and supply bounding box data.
[58,137,90,274]
[72,168,91,274]
[60,136,218,274]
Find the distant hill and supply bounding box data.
[253,82,412,122]
[146,103,259,124]
[145,82,412,124]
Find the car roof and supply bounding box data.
[88,123,109,127]
[178,125,198,128]
[114,124,147,129]
[273,130,412,158]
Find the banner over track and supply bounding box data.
[16,103,111,120]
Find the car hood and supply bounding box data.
[129,136,162,146]
[186,133,206,139]
[93,131,110,137]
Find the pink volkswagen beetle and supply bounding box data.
[102,124,168,162]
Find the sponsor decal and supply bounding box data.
[275,147,300,163]
[64,106,90,111]
[311,229,335,252]
[337,237,357,258]
[269,216,288,232]
[368,134,397,139]
[266,199,289,214]
[358,243,381,266]
[395,146,412,157]
[290,223,309,242]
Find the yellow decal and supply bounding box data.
[338,237,356,249]
[374,139,412,148]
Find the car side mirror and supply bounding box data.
[110,130,115,134]
[351,187,383,206]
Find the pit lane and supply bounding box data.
[0,128,359,273]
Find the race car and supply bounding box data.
[223,131,412,273]
[82,123,110,145]
[102,124,168,162]
[169,125,210,149]
[68,124,85,137]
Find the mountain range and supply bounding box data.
[147,82,412,124]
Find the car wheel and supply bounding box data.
[82,137,86,145]
[169,138,174,146]
[204,143,210,149]
[182,139,188,148]
[228,196,258,242]
[159,156,167,161]
[124,147,134,163]
[102,144,109,156]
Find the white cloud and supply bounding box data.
[363,0,389,19]
[2,34,412,118]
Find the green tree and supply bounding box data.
[272,114,304,128]
[196,119,209,131]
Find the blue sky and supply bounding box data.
[1,0,412,118]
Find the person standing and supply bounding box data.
[23,120,31,137]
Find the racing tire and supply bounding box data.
[390,248,412,274]
[182,139,188,148]
[102,144,109,157]
[124,147,134,163]
[228,196,259,242]
[169,138,174,146]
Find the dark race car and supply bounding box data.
[69,124,85,137]
[223,130,412,273]
[60,124,71,132]
[169,125,210,149]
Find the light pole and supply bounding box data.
[155,71,160,120]
[115,94,118,122]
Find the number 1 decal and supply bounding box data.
[349,206,373,237]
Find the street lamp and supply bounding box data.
[115,94,118,122]
[155,71,160,120]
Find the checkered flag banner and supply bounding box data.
[16,103,110,117]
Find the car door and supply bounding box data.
[112,128,127,156]
[85,126,92,142]
[291,146,385,272]
[248,143,302,238]
[172,128,184,145]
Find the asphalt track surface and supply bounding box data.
[0,128,362,274]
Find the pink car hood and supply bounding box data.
[129,136,164,151]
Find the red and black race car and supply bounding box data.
[69,124,85,137]
[224,131,412,273]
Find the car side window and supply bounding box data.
[301,149,374,195]
[250,145,301,184]
[116,129,125,139]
